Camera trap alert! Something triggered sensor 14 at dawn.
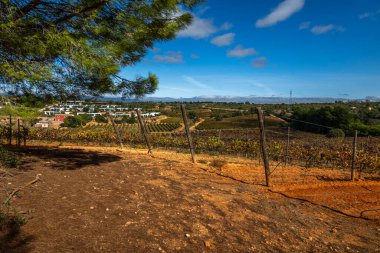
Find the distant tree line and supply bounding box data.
[289,106,380,136]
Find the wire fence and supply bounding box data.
[1,111,379,186]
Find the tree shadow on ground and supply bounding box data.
[361,175,380,181]
[316,176,350,182]
[0,225,35,253]
[13,147,122,171]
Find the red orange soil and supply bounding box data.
[205,162,380,220]
[0,145,379,252]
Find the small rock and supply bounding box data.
[185,233,191,238]
[90,206,94,210]
[309,237,313,241]
[204,240,214,248]
[331,228,338,233]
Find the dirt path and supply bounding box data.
[1,146,379,252]
[189,118,205,131]
[155,115,168,124]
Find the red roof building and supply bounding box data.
[54,114,71,122]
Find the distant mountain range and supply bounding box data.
[97,95,380,104]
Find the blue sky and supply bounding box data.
[120,0,380,99]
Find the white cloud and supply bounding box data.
[153,51,184,63]
[252,57,268,68]
[183,75,213,90]
[299,21,311,30]
[177,16,218,39]
[220,22,233,30]
[196,6,210,16]
[256,0,305,28]
[311,24,345,35]
[211,33,235,47]
[227,45,259,58]
[359,9,380,19]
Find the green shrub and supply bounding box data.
[61,114,92,128]
[0,145,19,168]
[0,208,28,247]
[327,129,345,138]
[95,114,108,123]
[0,210,27,228]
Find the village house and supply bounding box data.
[54,114,72,122]
[34,120,50,128]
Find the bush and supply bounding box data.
[0,208,28,249]
[0,145,19,168]
[61,114,92,128]
[95,114,108,123]
[327,129,345,138]
[125,116,137,124]
[0,210,27,229]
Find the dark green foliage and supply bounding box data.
[0,211,27,229]
[0,0,203,99]
[348,122,380,136]
[214,114,224,121]
[95,115,108,123]
[290,105,380,136]
[327,129,345,138]
[0,208,28,250]
[291,106,354,134]
[188,111,199,122]
[16,94,53,108]
[61,116,82,128]
[126,116,137,124]
[61,114,92,128]
[0,145,19,168]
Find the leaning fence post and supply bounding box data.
[136,109,153,154]
[8,115,12,145]
[285,126,290,166]
[109,115,124,149]
[256,107,271,187]
[180,104,196,163]
[351,130,358,181]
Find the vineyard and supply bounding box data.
[83,123,181,133]
[3,123,377,176]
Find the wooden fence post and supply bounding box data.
[180,104,196,163]
[109,115,124,149]
[23,125,27,147]
[8,115,12,145]
[136,109,153,154]
[351,130,358,181]
[17,119,21,147]
[256,107,271,187]
[285,126,290,166]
